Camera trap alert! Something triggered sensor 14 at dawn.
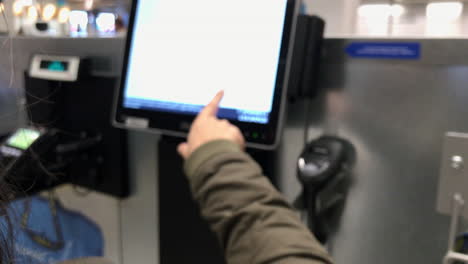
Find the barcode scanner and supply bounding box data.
[297,136,354,243]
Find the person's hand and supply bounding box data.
[177,91,245,159]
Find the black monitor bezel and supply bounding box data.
[114,0,299,148]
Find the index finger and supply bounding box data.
[199,90,224,118]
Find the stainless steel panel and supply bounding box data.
[437,132,468,219]
[278,39,468,264]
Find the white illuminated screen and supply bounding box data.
[124,0,289,124]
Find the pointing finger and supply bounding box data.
[199,90,224,118]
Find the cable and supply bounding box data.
[0,1,24,134]
[1,3,8,32]
[1,2,16,91]
[303,98,312,145]
[0,5,65,131]
[118,199,125,264]
[21,191,65,251]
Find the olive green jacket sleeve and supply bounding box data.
[184,140,333,264]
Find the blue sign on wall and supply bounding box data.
[346,42,421,60]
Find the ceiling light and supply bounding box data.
[358,4,391,19]
[20,0,33,6]
[426,2,463,22]
[13,0,24,16]
[58,7,70,23]
[358,4,406,19]
[391,4,406,18]
[27,6,38,20]
[42,3,57,21]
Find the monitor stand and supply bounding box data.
[158,136,277,264]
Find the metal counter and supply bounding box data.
[278,39,468,263]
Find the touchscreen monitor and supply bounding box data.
[114,0,300,149]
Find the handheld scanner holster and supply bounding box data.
[0,129,102,197]
[296,135,356,243]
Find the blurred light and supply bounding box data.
[358,4,391,19]
[20,0,33,6]
[358,4,406,19]
[13,0,24,16]
[42,3,57,21]
[27,6,38,20]
[426,2,463,36]
[69,10,89,32]
[58,7,70,23]
[391,4,405,18]
[426,2,463,22]
[96,12,116,33]
[84,0,94,10]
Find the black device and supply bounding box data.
[114,0,301,149]
[23,65,129,198]
[0,128,64,194]
[288,15,325,100]
[1,128,45,159]
[36,22,49,32]
[0,126,115,198]
[297,136,354,243]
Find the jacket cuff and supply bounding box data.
[185,140,242,177]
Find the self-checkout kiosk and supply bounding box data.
[145,13,352,263]
[0,1,356,263]
[154,14,355,262]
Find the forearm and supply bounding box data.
[185,140,333,264]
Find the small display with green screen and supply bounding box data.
[40,60,69,72]
[6,129,41,150]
